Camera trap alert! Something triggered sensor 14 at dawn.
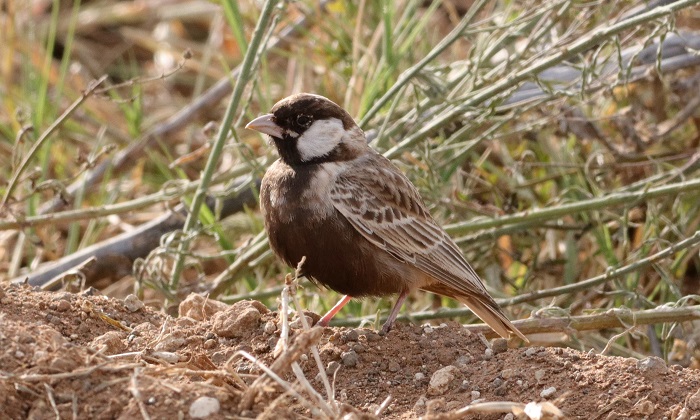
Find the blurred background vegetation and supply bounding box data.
[2,0,700,363]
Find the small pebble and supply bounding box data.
[179,294,229,321]
[483,348,493,360]
[290,315,313,329]
[55,300,71,312]
[123,294,145,312]
[414,372,425,381]
[343,329,359,342]
[501,368,516,379]
[91,331,126,355]
[540,386,557,398]
[471,390,481,400]
[423,325,434,334]
[326,361,341,376]
[428,366,459,396]
[634,399,654,415]
[189,396,220,418]
[56,292,72,301]
[534,369,546,383]
[637,357,668,375]
[388,361,400,372]
[203,339,217,349]
[152,351,180,364]
[263,320,276,335]
[413,396,427,410]
[492,338,508,354]
[456,355,472,366]
[525,347,538,357]
[212,302,263,338]
[176,317,197,327]
[341,351,358,367]
[154,333,186,352]
[352,343,365,353]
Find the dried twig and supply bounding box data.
[236,327,323,411]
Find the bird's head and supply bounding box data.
[246,93,367,165]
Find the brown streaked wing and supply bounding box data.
[330,153,491,299]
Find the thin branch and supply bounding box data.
[2,75,108,206]
[383,0,700,159]
[37,1,330,215]
[331,230,700,328]
[445,176,700,237]
[169,0,280,291]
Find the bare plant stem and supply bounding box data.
[168,0,280,292]
[445,177,700,236]
[333,302,700,339]
[0,163,257,231]
[208,234,270,297]
[503,230,700,306]
[2,75,108,206]
[358,0,489,128]
[383,0,700,159]
[465,304,700,339]
[330,230,700,328]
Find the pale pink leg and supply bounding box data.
[381,290,409,334]
[317,295,353,326]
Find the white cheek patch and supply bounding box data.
[297,118,345,161]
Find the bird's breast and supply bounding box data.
[260,160,420,296]
[261,160,341,223]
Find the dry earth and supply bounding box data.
[1,284,700,419]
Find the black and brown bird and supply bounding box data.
[246,93,527,341]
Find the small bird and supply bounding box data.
[246,93,527,341]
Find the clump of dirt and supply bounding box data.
[1,284,699,419]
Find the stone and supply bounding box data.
[123,294,145,312]
[212,301,267,338]
[91,331,126,355]
[178,294,229,321]
[189,396,220,418]
[427,366,459,396]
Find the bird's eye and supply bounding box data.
[296,115,311,127]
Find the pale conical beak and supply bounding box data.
[245,114,284,138]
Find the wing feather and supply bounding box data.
[330,153,490,299]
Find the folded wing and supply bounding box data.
[330,153,527,341]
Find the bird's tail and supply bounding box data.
[455,295,529,343]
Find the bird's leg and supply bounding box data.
[317,295,352,326]
[381,290,409,334]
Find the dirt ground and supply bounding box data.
[1,284,700,419]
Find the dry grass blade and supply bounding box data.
[129,368,152,420]
[237,327,323,411]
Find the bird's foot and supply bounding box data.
[379,320,394,336]
[379,290,409,335]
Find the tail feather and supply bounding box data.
[456,295,529,343]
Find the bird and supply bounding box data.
[245,93,527,341]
